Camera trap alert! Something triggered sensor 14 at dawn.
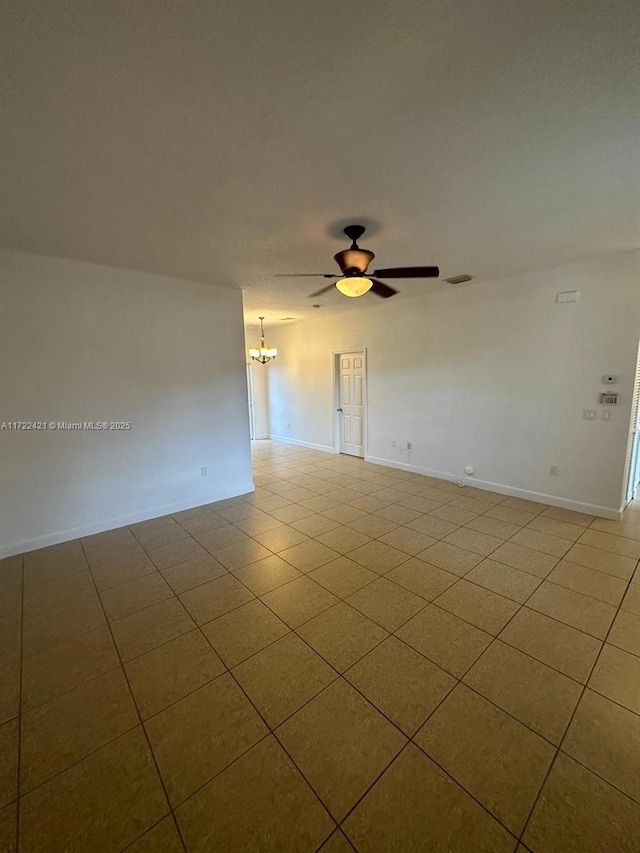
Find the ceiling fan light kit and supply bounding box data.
[279,224,439,300]
[249,316,277,364]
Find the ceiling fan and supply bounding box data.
[276,225,439,299]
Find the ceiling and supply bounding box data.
[1,0,638,327]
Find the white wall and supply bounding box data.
[247,360,270,440]
[266,252,640,517]
[0,250,254,557]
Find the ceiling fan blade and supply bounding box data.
[273,273,336,278]
[308,283,337,298]
[372,266,440,278]
[369,279,398,299]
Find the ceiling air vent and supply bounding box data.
[444,274,474,285]
[279,317,297,321]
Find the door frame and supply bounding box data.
[246,363,256,441]
[332,348,368,456]
[623,340,640,506]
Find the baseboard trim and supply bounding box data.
[364,455,622,520]
[269,435,337,454]
[0,480,256,559]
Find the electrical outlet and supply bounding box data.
[391,439,396,448]
[601,410,611,421]
[287,422,291,429]
[549,466,559,476]
[582,409,598,420]
[200,467,208,477]
[406,441,412,451]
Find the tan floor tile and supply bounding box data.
[578,528,640,559]
[527,516,585,541]
[565,542,636,580]
[0,660,19,726]
[373,504,421,524]
[547,560,628,607]
[466,558,541,603]
[299,495,341,513]
[347,515,399,538]
[501,497,547,514]
[19,727,168,853]
[465,514,523,539]
[608,609,640,656]
[510,528,572,558]
[526,582,616,639]
[145,673,267,806]
[100,572,174,622]
[346,541,410,575]
[21,593,107,656]
[212,539,272,571]
[84,527,140,551]
[130,517,178,537]
[297,603,388,672]
[346,577,426,631]
[416,684,554,833]
[429,504,479,525]
[523,753,640,853]
[233,633,336,726]
[622,582,640,616]
[234,514,284,537]
[270,504,316,524]
[377,527,437,556]
[22,571,95,619]
[316,526,372,555]
[448,495,497,515]
[194,525,249,552]
[322,505,369,524]
[261,576,339,628]
[216,503,263,522]
[20,668,138,793]
[406,514,459,539]
[135,525,191,551]
[443,528,503,557]
[417,541,483,576]
[277,679,405,821]
[176,511,229,537]
[291,514,342,537]
[252,524,310,552]
[591,518,640,541]
[434,580,520,635]
[111,597,196,662]
[397,605,492,677]
[279,540,340,573]
[490,541,559,578]
[126,816,183,852]
[564,688,640,804]
[588,643,640,714]
[0,802,16,853]
[385,558,458,600]
[351,495,395,514]
[343,744,514,853]
[232,554,301,595]
[499,607,602,683]
[398,496,443,514]
[346,636,455,735]
[21,625,120,711]
[90,551,158,590]
[486,504,537,526]
[0,720,18,809]
[125,629,225,719]
[541,506,595,526]
[146,537,208,571]
[160,554,227,594]
[179,573,254,625]
[319,830,354,851]
[309,557,377,598]
[176,736,333,852]
[202,599,289,667]
[464,640,582,744]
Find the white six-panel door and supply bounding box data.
[338,352,365,457]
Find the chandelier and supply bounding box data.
[249,316,277,364]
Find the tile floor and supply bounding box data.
[2,441,640,851]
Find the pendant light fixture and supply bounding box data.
[248,316,277,364]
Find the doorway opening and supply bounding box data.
[624,341,640,504]
[334,350,367,458]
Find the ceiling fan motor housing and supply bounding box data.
[333,248,375,275]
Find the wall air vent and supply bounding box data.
[444,274,474,285]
